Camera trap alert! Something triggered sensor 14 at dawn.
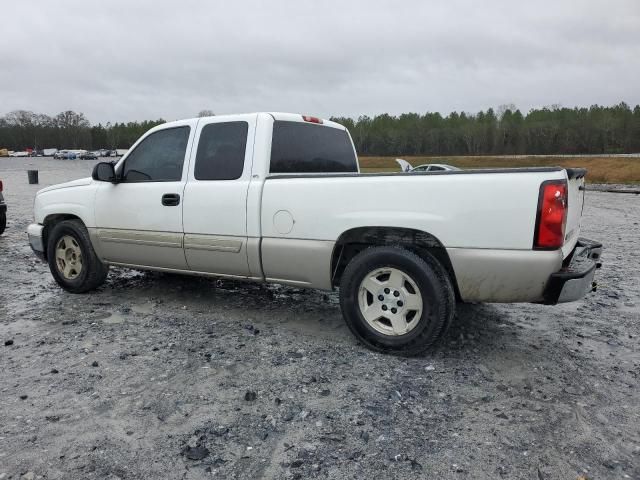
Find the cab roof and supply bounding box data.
[163,113,345,130]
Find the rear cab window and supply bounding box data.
[194,122,248,180]
[270,121,357,174]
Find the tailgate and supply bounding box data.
[562,168,587,258]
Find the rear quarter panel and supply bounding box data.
[259,169,571,296]
[261,170,567,249]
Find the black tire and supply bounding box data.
[339,246,455,355]
[47,219,109,293]
[0,212,5,235]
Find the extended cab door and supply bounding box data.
[181,115,256,277]
[93,120,197,269]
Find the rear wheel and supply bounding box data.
[47,219,109,293]
[0,212,5,235]
[339,246,455,355]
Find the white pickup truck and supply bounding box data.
[27,113,602,354]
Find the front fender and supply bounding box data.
[34,184,98,227]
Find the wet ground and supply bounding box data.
[1,158,639,479]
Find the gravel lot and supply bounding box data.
[1,158,639,480]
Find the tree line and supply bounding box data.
[0,110,165,151]
[332,103,640,156]
[2,103,640,155]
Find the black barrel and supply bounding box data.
[27,170,39,184]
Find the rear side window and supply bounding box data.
[122,126,190,182]
[194,122,248,180]
[270,121,357,174]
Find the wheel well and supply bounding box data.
[331,227,460,298]
[41,214,84,259]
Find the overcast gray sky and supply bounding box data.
[2,0,639,124]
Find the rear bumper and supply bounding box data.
[27,223,46,261]
[543,238,602,304]
[0,203,6,214]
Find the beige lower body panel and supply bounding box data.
[261,237,334,290]
[184,233,250,276]
[246,237,262,278]
[90,228,188,270]
[106,261,262,283]
[447,248,563,303]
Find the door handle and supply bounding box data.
[162,193,180,206]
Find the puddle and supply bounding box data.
[131,302,154,314]
[103,312,126,324]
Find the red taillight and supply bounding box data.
[534,180,568,249]
[0,180,3,192]
[302,115,322,124]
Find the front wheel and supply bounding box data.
[339,246,455,355]
[47,219,109,293]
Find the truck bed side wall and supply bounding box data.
[260,171,567,300]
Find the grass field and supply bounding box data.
[359,156,640,184]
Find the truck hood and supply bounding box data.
[37,177,93,194]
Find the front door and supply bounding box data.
[93,120,197,270]
[181,116,256,277]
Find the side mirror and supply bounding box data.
[92,162,118,183]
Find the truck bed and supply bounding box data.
[263,167,583,252]
[260,167,586,301]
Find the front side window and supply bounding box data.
[270,121,358,174]
[194,122,248,180]
[122,126,190,182]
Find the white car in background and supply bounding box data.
[396,158,460,172]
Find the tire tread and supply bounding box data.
[47,219,108,293]
[339,245,455,356]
